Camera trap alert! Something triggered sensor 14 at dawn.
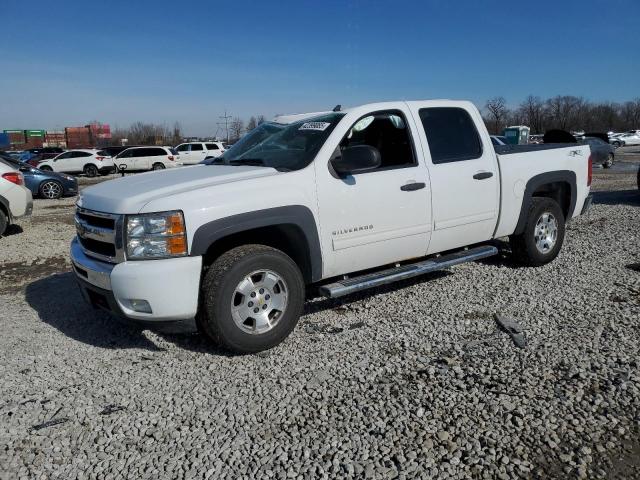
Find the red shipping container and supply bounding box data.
[24,137,44,149]
[88,123,111,139]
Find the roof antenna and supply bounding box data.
[332,104,341,112]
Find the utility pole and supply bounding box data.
[218,110,232,144]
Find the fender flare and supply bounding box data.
[190,205,323,282]
[513,170,577,236]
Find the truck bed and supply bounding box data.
[493,143,590,239]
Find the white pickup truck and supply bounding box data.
[71,100,593,353]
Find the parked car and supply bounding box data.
[100,145,141,158]
[175,142,225,164]
[490,135,508,146]
[26,152,61,167]
[610,131,640,147]
[114,146,182,172]
[4,151,35,162]
[581,137,615,168]
[0,158,33,235]
[27,147,64,156]
[203,123,286,163]
[0,152,78,199]
[37,149,115,177]
[71,99,593,353]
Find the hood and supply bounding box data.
[77,164,279,214]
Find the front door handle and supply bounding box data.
[473,172,493,180]
[400,182,426,191]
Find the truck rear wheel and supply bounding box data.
[510,197,565,267]
[197,244,305,353]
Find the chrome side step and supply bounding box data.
[319,245,498,298]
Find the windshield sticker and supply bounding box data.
[299,122,331,132]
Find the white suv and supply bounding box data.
[175,142,225,164]
[38,149,115,177]
[0,158,33,235]
[114,146,182,172]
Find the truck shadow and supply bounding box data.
[24,272,220,354]
[592,189,640,207]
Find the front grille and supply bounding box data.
[79,236,117,258]
[75,207,124,263]
[76,211,115,229]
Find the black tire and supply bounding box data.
[603,153,614,168]
[39,180,63,199]
[637,166,640,191]
[84,164,98,177]
[197,244,305,354]
[510,197,565,267]
[0,209,8,236]
[39,165,53,172]
[612,141,621,148]
[152,163,165,171]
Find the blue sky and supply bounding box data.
[1,0,638,136]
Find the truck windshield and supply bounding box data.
[215,113,345,171]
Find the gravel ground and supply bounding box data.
[1,157,639,480]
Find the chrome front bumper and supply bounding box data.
[70,237,114,290]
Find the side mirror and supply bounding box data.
[331,145,381,176]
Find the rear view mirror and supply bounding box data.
[331,145,381,176]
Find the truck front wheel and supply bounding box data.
[197,244,305,353]
[510,197,565,267]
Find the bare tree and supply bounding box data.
[171,122,183,145]
[229,118,245,142]
[247,116,257,131]
[484,97,508,134]
[257,115,266,125]
[518,96,546,134]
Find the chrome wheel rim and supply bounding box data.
[42,182,62,199]
[231,270,288,335]
[534,212,558,254]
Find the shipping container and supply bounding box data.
[65,126,93,148]
[25,129,46,137]
[87,123,112,139]
[0,132,9,148]
[45,131,66,148]
[24,137,44,149]
[3,129,26,146]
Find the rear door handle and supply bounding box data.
[473,172,493,180]
[400,182,426,191]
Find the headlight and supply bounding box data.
[125,210,188,259]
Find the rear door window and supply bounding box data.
[205,143,219,150]
[190,143,204,151]
[418,107,483,164]
[151,148,167,156]
[72,151,92,158]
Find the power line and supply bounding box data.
[218,110,232,144]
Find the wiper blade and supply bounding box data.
[228,159,265,166]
